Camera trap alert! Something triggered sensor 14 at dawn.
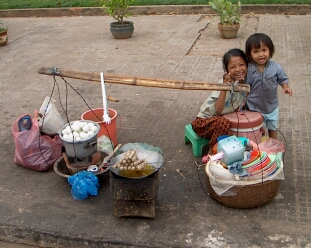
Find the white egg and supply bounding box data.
[87,130,95,138]
[63,133,69,139]
[79,121,87,128]
[73,132,80,138]
[65,126,72,135]
[75,136,82,141]
[82,125,90,133]
[61,129,67,135]
[73,121,81,127]
[67,133,74,142]
[72,124,81,133]
[79,132,88,140]
[87,122,95,128]
[90,125,98,133]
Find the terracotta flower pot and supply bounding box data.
[217,23,240,39]
[0,29,8,46]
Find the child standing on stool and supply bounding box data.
[245,33,293,139]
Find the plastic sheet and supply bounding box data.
[115,143,163,155]
[38,97,65,135]
[97,135,114,153]
[249,138,285,154]
[205,152,284,196]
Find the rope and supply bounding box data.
[38,75,115,170]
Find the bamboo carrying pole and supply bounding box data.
[38,67,250,93]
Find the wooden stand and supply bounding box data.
[110,171,159,218]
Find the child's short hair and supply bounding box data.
[222,48,248,72]
[245,33,275,63]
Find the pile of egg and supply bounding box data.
[61,121,98,142]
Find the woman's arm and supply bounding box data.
[215,91,227,115]
[215,72,232,115]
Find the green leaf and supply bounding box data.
[209,0,241,25]
[102,0,134,23]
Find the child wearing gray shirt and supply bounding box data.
[245,33,293,139]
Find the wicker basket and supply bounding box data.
[205,161,283,209]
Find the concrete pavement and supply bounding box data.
[0,7,311,248]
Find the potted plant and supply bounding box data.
[0,20,8,46]
[209,0,241,39]
[102,0,134,39]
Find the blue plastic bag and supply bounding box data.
[68,171,99,200]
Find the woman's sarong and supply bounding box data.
[191,116,232,148]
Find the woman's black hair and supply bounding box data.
[245,33,275,63]
[222,48,248,72]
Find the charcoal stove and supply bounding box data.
[108,150,164,218]
[110,170,159,218]
[54,150,109,178]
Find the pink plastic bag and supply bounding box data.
[249,138,285,155]
[12,110,62,171]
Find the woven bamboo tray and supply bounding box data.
[205,161,283,209]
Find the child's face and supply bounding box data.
[250,42,270,65]
[227,56,247,82]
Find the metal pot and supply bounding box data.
[59,120,100,158]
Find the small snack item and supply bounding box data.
[112,149,149,171]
